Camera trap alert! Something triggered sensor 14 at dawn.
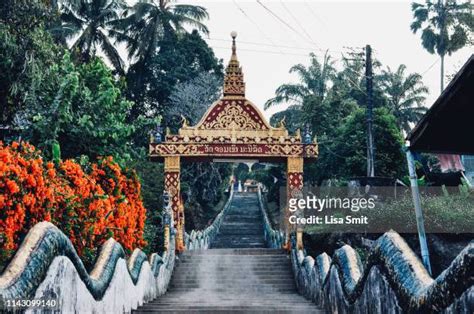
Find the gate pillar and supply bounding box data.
[164,156,185,252]
[286,157,304,250]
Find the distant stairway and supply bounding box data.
[133,193,324,313]
[211,192,265,248]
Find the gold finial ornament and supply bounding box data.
[181,115,189,127]
[224,31,245,97]
[278,116,286,128]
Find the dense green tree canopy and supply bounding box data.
[381,64,428,134]
[0,1,62,125]
[27,53,154,163]
[126,30,223,121]
[330,107,405,179]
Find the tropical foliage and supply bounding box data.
[381,64,428,134]
[0,2,62,125]
[26,53,152,163]
[264,52,335,109]
[267,52,410,183]
[60,0,126,73]
[411,0,473,90]
[111,0,209,63]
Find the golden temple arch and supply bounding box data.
[149,32,318,252]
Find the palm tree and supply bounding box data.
[110,0,209,64]
[381,65,429,134]
[411,0,473,92]
[264,52,335,109]
[61,0,126,73]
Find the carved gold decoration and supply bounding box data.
[288,157,304,173]
[223,32,245,97]
[181,115,189,127]
[164,156,180,172]
[202,103,262,130]
[149,32,319,161]
[278,116,286,128]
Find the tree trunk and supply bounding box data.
[440,54,445,93]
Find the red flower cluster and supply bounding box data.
[0,142,146,259]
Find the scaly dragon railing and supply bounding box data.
[0,186,234,312]
[0,221,176,313]
[292,232,473,313]
[257,187,474,313]
[257,186,285,248]
[185,185,234,250]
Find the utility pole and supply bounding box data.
[365,44,375,177]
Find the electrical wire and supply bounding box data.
[256,0,300,35]
[232,0,285,54]
[231,1,346,55]
[279,0,320,49]
[421,58,440,76]
[304,0,327,29]
[209,45,312,57]
[207,37,344,54]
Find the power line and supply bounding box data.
[279,0,320,49]
[304,0,327,29]
[256,0,337,53]
[421,58,440,76]
[232,0,284,54]
[209,45,317,57]
[256,0,300,35]
[207,37,344,54]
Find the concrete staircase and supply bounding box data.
[133,193,324,313]
[211,193,266,249]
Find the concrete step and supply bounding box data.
[134,307,324,314]
[178,255,289,260]
[170,276,295,283]
[134,193,325,313]
[179,255,290,264]
[181,249,286,255]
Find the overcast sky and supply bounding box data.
[173,0,472,119]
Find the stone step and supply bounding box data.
[170,276,295,283]
[211,239,265,244]
[211,244,266,248]
[178,254,290,262]
[137,305,320,310]
[167,288,298,293]
[217,229,263,234]
[168,284,297,290]
[174,269,292,273]
[134,193,325,313]
[178,254,289,259]
[168,280,296,286]
[134,307,324,314]
[181,249,286,255]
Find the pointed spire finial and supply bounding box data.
[231,31,237,57]
[223,31,245,97]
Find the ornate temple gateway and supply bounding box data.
[150,32,318,251]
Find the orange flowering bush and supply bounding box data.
[90,157,146,251]
[0,142,146,264]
